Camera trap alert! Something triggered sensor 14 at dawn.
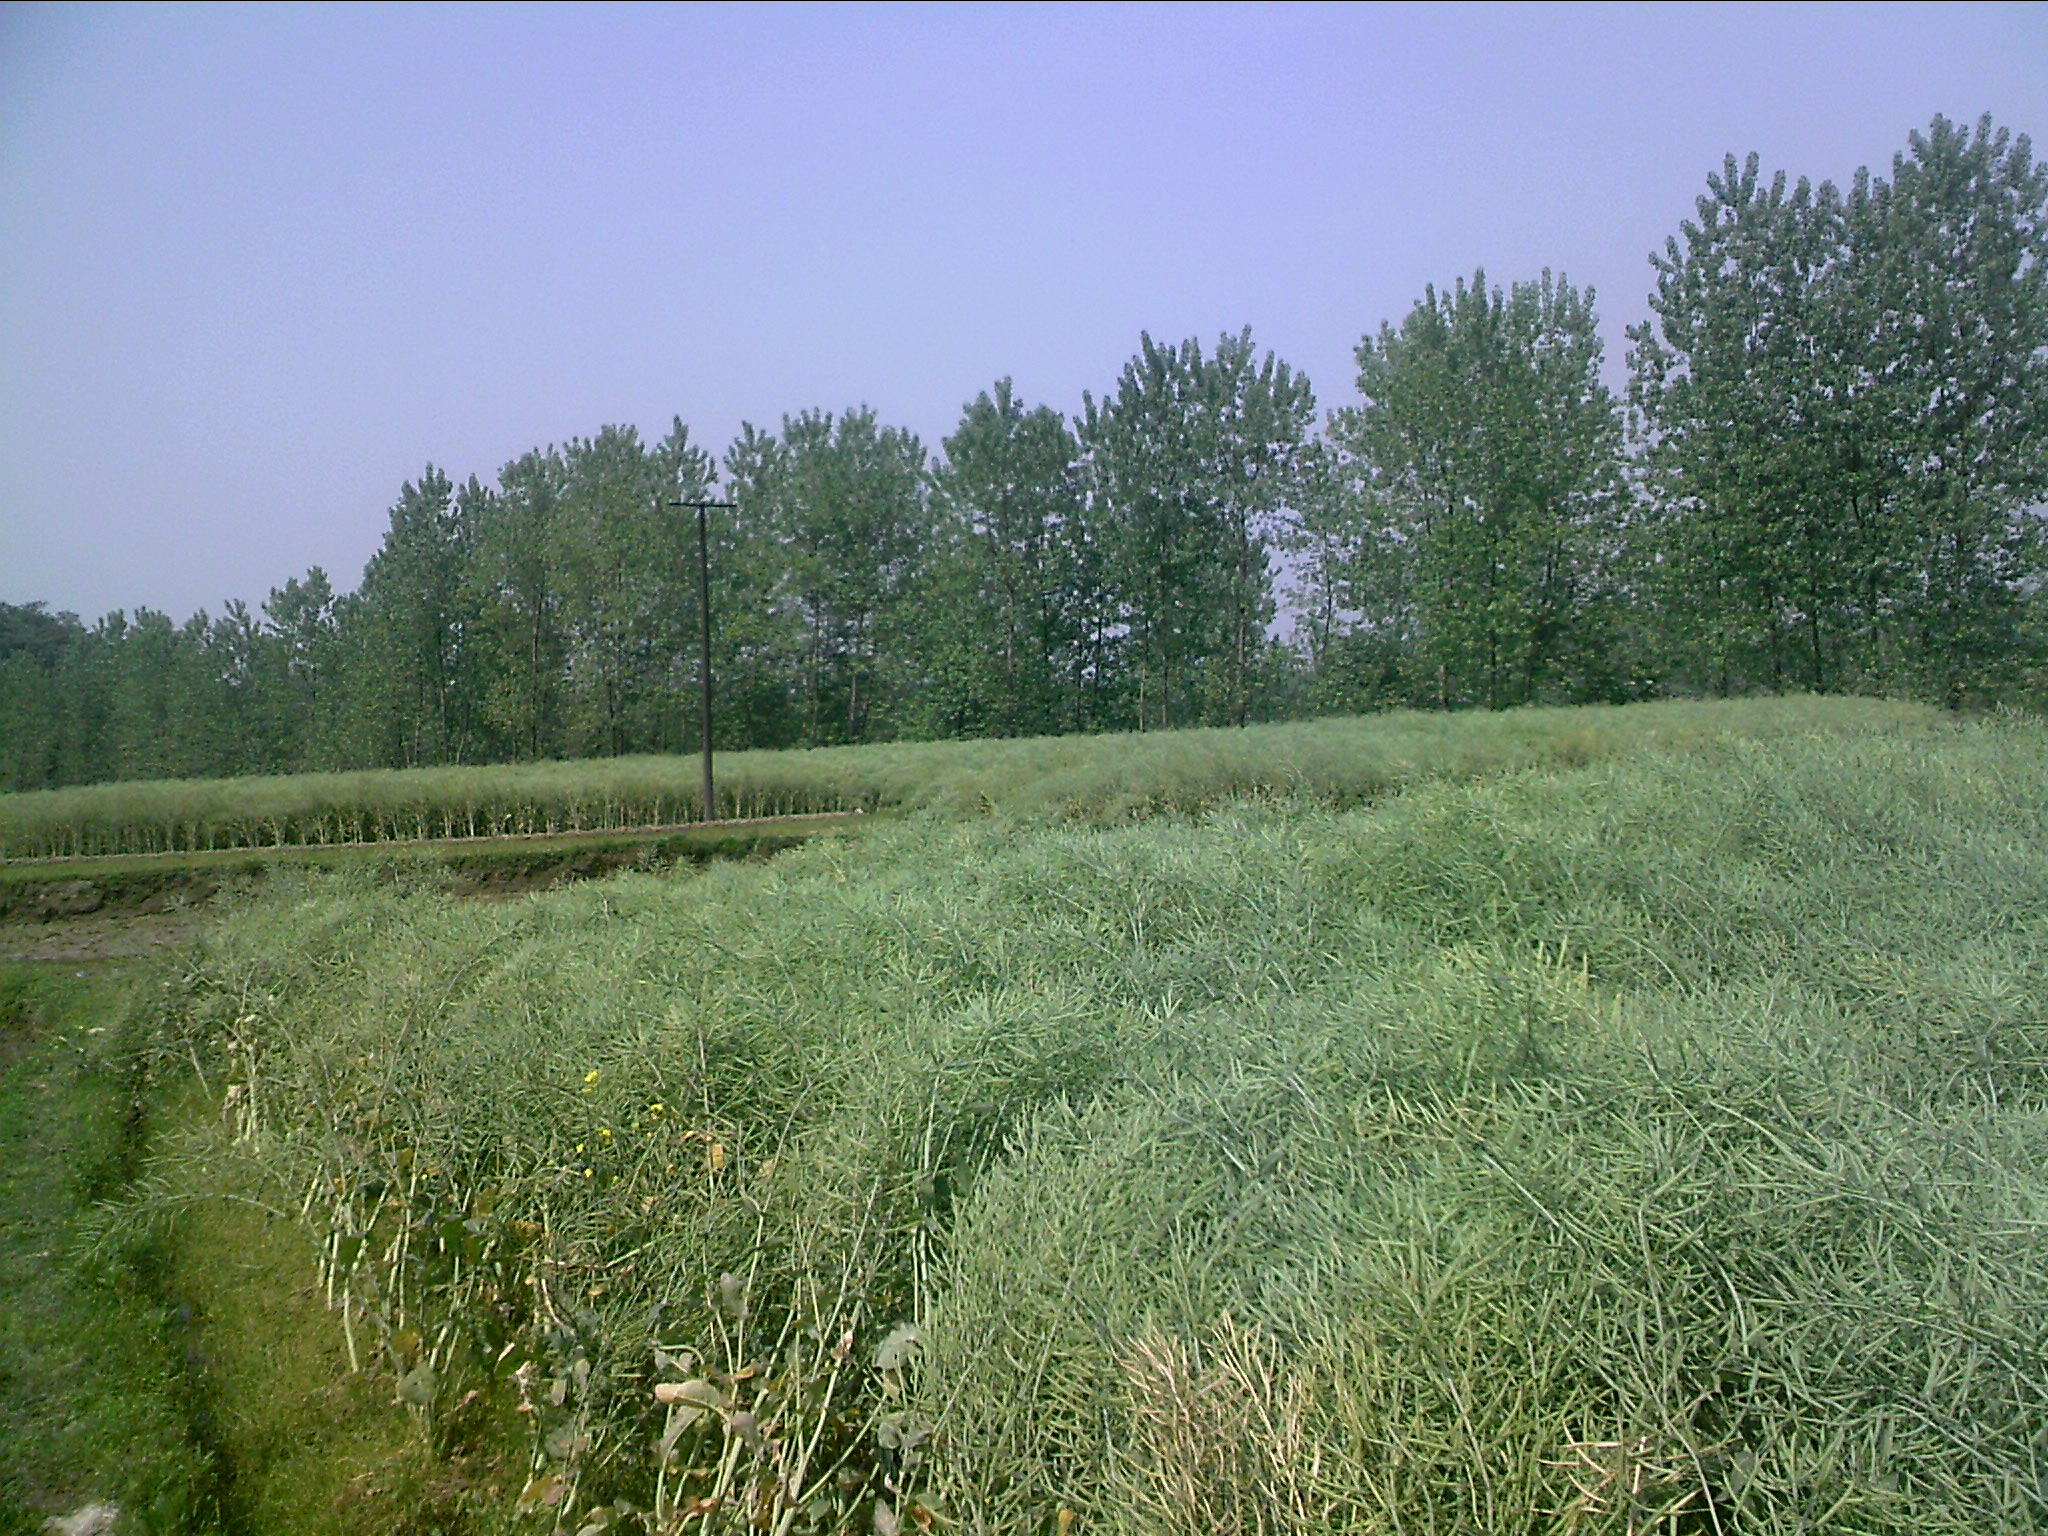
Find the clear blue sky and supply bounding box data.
[3,1,2043,623]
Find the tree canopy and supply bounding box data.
[5,112,2042,792]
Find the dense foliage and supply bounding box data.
[1629,116,2048,703]
[116,708,2048,1533]
[1327,271,1626,708]
[3,113,2043,792]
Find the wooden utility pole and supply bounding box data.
[670,499,734,822]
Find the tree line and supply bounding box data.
[4,114,2044,793]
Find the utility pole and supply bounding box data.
[670,498,734,822]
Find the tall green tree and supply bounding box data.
[206,599,266,775]
[344,466,475,766]
[1081,329,1314,729]
[1629,114,2048,702]
[920,380,1092,738]
[1857,115,2048,701]
[469,450,568,760]
[1201,329,1320,726]
[1277,440,1409,714]
[725,408,932,744]
[554,422,715,756]
[1334,272,1625,708]
[645,420,725,754]
[688,437,808,753]
[1629,160,1867,694]
[255,568,338,772]
[95,608,227,781]
[0,603,84,790]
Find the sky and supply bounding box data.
[2,1,2044,624]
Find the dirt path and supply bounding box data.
[0,910,207,964]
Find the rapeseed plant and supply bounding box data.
[0,696,1931,859]
[104,711,2048,1534]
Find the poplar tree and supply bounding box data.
[1082,329,1313,729]
[922,380,1090,738]
[1858,115,2048,701]
[1630,161,1868,693]
[1630,115,2048,702]
[0,603,82,790]
[256,568,337,771]
[554,423,714,756]
[347,466,473,765]
[725,408,932,744]
[1334,272,1624,708]
[471,449,569,760]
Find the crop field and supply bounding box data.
[26,700,2037,1535]
[0,695,1931,860]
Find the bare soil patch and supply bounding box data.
[0,910,207,964]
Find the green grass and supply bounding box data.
[96,707,2048,1533]
[0,695,1933,859]
[152,1190,514,1536]
[0,963,213,1533]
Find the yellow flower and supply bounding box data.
[584,1070,600,1084]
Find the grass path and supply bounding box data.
[0,963,214,1531]
[0,964,489,1536]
